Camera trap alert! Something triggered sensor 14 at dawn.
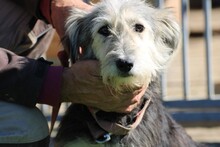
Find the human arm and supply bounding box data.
[0,0,91,108]
[39,0,92,38]
[0,48,53,107]
[0,48,144,112]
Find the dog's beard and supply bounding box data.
[101,73,151,93]
[99,60,152,92]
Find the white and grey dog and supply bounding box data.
[55,0,204,147]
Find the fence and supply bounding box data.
[156,0,220,126]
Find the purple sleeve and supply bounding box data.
[0,48,63,107]
[38,66,63,107]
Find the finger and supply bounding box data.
[114,103,138,113]
[114,87,147,113]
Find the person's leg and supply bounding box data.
[0,136,50,147]
[0,101,49,146]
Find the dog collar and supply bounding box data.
[87,97,152,143]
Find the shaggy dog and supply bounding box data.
[55,0,204,146]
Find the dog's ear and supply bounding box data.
[153,9,180,52]
[65,9,88,63]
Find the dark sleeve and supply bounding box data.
[12,0,49,22]
[0,48,50,107]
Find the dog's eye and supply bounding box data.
[134,24,145,33]
[98,25,111,37]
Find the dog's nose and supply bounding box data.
[116,59,133,73]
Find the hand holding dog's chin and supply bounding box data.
[60,60,146,113]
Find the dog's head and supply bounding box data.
[65,0,180,92]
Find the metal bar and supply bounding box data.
[164,99,220,108]
[157,0,164,8]
[155,0,167,99]
[181,0,190,99]
[153,0,164,8]
[160,73,166,99]
[203,0,214,99]
[171,112,220,123]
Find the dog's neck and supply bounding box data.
[87,97,152,143]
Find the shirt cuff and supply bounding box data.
[39,0,52,24]
[38,66,63,107]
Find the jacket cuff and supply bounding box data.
[38,66,63,107]
[39,0,53,24]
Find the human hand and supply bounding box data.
[60,60,147,113]
[50,0,92,37]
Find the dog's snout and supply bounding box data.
[116,59,133,73]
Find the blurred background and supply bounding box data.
[42,0,220,145]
